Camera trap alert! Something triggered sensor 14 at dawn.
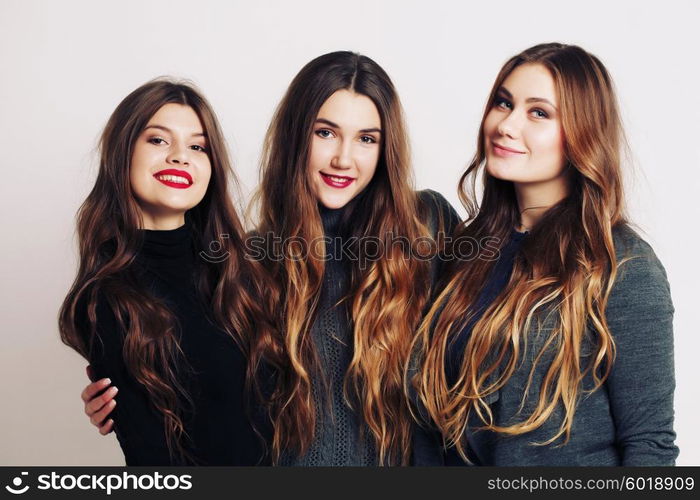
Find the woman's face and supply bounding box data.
[308,89,382,210]
[483,63,567,187]
[130,103,211,229]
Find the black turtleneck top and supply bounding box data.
[88,222,265,466]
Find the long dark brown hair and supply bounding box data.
[413,43,628,459]
[250,51,434,465]
[59,79,271,463]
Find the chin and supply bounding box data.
[485,162,509,182]
[487,159,529,182]
[160,203,195,212]
[318,197,350,210]
[311,182,350,208]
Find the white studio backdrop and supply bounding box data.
[0,0,698,465]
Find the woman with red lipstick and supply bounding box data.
[59,79,273,465]
[247,51,459,466]
[76,53,459,466]
[411,43,678,465]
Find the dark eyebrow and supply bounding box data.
[526,97,557,109]
[315,118,382,135]
[143,124,206,138]
[315,118,339,128]
[497,86,557,110]
[359,127,382,134]
[497,87,513,99]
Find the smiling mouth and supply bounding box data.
[320,172,355,188]
[153,169,193,189]
[492,142,526,157]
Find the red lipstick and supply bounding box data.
[320,172,354,189]
[153,169,193,189]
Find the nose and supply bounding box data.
[331,139,353,170]
[166,143,190,166]
[496,111,522,139]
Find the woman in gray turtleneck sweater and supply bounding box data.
[278,191,458,466]
[253,51,462,466]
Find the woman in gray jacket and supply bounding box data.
[411,43,678,466]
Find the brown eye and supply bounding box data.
[360,135,376,144]
[494,97,512,110]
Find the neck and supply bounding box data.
[514,178,569,231]
[139,211,187,231]
[319,202,347,236]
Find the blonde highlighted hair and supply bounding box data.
[413,43,628,460]
[249,51,435,465]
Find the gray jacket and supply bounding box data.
[414,224,679,466]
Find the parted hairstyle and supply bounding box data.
[59,79,272,463]
[413,43,628,460]
[250,51,435,465]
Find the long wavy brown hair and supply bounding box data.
[59,79,271,463]
[250,51,434,465]
[413,43,628,459]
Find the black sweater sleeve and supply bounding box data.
[89,296,174,465]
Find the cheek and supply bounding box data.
[529,126,565,165]
[483,110,499,138]
[358,148,380,180]
[198,163,212,193]
[129,147,146,176]
[530,124,560,152]
[308,138,331,171]
[129,149,151,194]
[201,159,212,182]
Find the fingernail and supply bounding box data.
[109,386,118,395]
[103,378,111,385]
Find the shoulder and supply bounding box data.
[609,223,673,316]
[612,224,668,282]
[416,189,453,212]
[415,189,461,236]
[613,224,658,260]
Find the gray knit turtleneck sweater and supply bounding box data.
[280,203,374,466]
[280,190,460,466]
